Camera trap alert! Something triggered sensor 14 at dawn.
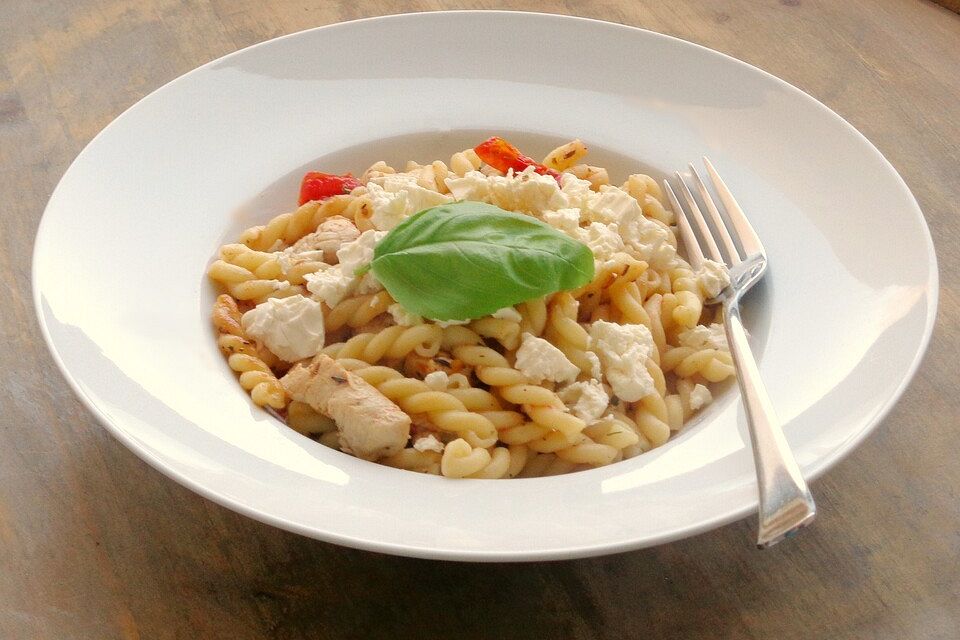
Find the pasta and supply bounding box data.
[208,136,738,478]
[211,294,287,409]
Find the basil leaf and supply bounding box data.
[369,201,595,321]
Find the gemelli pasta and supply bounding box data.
[208,136,735,478]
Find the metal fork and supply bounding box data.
[663,158,816,548]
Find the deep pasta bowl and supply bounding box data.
[33,11,937,560]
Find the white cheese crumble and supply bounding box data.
[423,371,450,391]
[306,230,386,306]
[412,434,445,453]
[388,303,423,327]
[694,259,731,299]
[588,320,657,402]
[583,184,642,227]
[443,171,491,201]
[336,229,384,276]
[620,214,677,268]
[445,168,568,214]
[514,333,579,384]
[557,380,610,423]
[541,207,581,234]
[436,318,471,328]
[240,294,325,362]
[431,307,521,326]
[584,351,603,382]
[677,323,729,351]
[689,383,713,412]
[364,179,452,231]
[304,264,354,308]
[559,173,594,209]
[576,222,626,265]
[491,306,522,322]
[566,183,678,269]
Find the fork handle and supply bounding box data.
[723,302,816,548]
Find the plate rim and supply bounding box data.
[32,10,940,561]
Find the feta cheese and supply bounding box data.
[491,306,522,322]
[576,222,626,264]
[355,272,384,295]
[514,333,580,384]
[424,371,450,391]
[588,320,657,402]
[373,173,421,190]
[307,230,386,305]
[240,294,325,362]
[336,230,384,276]
[444,171,492,201]
[559,173,594,209]
[541,207,581,234]
[436,318,471,328]
[694,259,731,299]
[491,168,569,213]
[388,303,423,327]
[689,383,713,412]
[582,185,642,227]
[677,323,729,351]
[557,380,610,423]
[412,434,445,453]
[620,214,677,269]
[365,180,452,231]
[445,168,569,214]
[584,351,603,382]
[304,264,354,308]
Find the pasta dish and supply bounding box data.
[207,136,734,478]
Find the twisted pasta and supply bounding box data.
[470,316,521,350]
[239,196,355,251]
[661,346,735,382]
[453,343,587,443]
[324,291,393,332]
[212,294,287,409]
[543,293,593,376]
[449,148,482,177]
[518,297,548,337]
[382,448,442,475]
[207,245,305,303]
[335,359,518,476]
[667,267,704,329]
[322,324,443,363]
[543,139,588,172]
[441,439,512,479]
[623,173,673,225]
[286,400,336,435]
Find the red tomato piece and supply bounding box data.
[298,172,362,205]
[473,136,561,183]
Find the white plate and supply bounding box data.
[33,11,938,560]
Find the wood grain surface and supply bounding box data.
[2,1,958,638]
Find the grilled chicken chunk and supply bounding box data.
[289,216,360,265]
[281,354,410,460]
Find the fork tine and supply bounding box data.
[675,172,724,264]
[703,157,765,257]
[663,180,705,269]
[689,163,741,265]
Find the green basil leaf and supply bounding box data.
[369,201,595,321]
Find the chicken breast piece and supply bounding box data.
[281,354,410,460]
[289,216,360,265]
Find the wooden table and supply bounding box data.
[2,1,958,638]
